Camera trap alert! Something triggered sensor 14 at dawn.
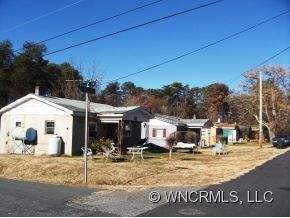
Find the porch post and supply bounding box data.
[118,120,123,155]
[117,120,120,155]
[199,128,202,148]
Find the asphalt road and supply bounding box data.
[141,150,290,216]
[0,178,109,216]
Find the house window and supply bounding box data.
[125,123,132,137]
[89,123,97,138]
[201,130,208,137]
[152,128,166,138]
[45,121,55,134]
[156,129,164,138]
[15,122,22,127]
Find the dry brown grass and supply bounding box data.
[0,144,289,189]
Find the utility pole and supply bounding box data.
[65,79,95,184]
[259,71,263,148]
[84,92,89,184]
[80,81,95,184]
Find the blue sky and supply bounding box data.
[0,0,289,90]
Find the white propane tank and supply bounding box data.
[11,127,37,142]
[11,127,26,140]
[48,135,61,156]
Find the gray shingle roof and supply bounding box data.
[183,119,210,127]
[155,114,185,126]
[40,96,138,114]
[155,114,211,127]
[0,94,146,117]
[99,106,140,114]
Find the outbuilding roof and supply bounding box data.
[214,122,237,129]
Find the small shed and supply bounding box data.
[185,119,213,146]
[211,122,238,144]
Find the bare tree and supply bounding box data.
[63,59,104,101]
[86,60,104,96]
[239,65,289,142]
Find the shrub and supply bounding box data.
[175,132,183,142]
[91,137,113,153]
[166,133,178,161]
[185,131,196,143]
[166,134,178,147]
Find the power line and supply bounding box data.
[1,0,85,35]
[107,9,290,83]
[253,46,290,68]
[13,0,164,53]
[225,46,290,84]
[42,0,224,57]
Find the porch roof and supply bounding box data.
[99,106,153,123]
[98,106,139,114]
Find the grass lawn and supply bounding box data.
[0,143,289,189]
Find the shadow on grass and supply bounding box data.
[180,158,196,161]
[92,156,130,163]
[175,166,190,170]
[143,156,157,160]
[112,157,129,162]
[93,153,166,162]
[174,150,202,155]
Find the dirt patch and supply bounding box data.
[0,144,289,189]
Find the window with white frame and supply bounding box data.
[152,128,166,138]
[201,130,208,136]
[15,122,22,127]
[45,121,55,134]
[156,129,164,138]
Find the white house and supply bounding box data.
[143,114,185,149]
[143,114,213,149]
[0,93,153,156]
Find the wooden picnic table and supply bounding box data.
[126,146,148,160]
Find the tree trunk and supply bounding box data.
[253,114,269,144]
[266,126,275,143]
[169,147,172,161]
